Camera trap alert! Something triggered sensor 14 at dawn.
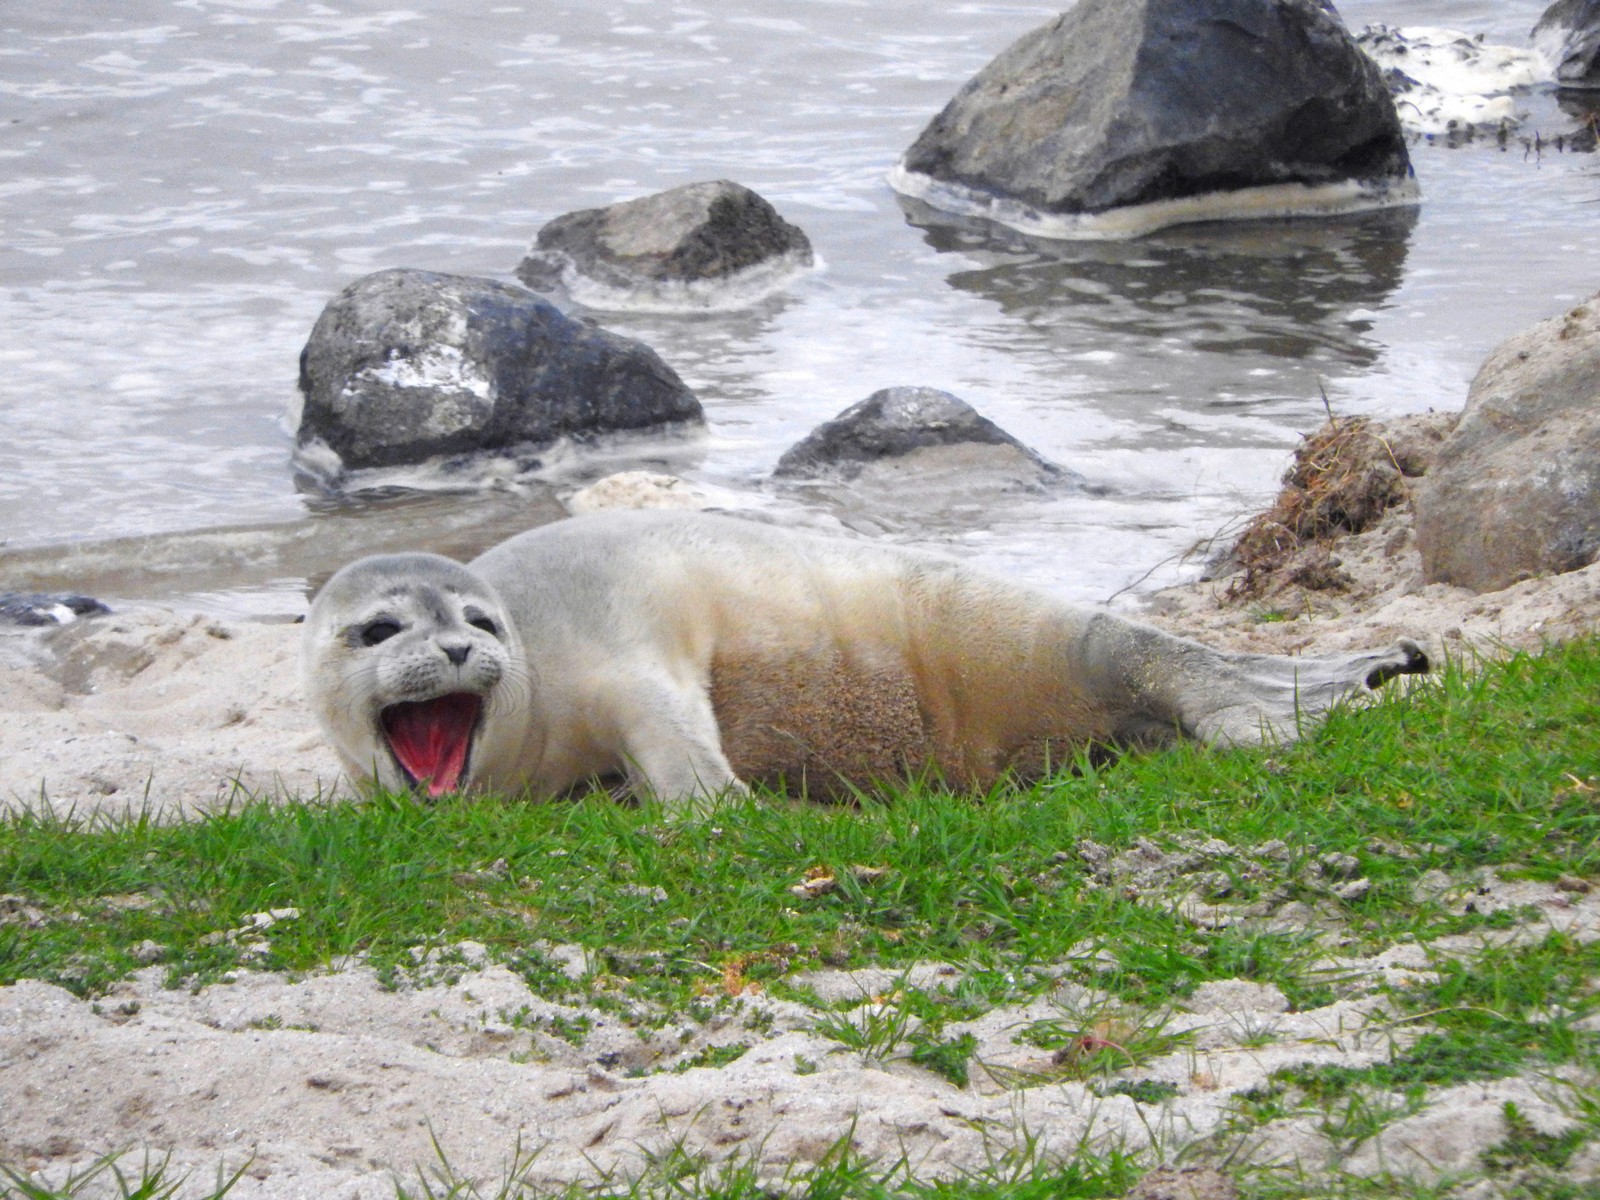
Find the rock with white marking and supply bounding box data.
[295,269,701,479]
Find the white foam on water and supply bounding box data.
[1357,25,1548,135]
[887,164,1421,242]
[7,0,1600,611]
[1362,26,1547,96]
[546,246,821,314]
[293,422,712,501]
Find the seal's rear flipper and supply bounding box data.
[1167,635,1434,749]
[1364,639,1429,689]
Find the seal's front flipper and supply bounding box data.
[609,673,747,813]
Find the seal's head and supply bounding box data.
[302,553,522,799]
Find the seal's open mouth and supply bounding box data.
[380,693,483,798]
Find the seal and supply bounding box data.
[303,510,1428,807]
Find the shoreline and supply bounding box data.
[5,431,1600,821]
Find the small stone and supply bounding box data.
[1555,874,1592,894]
[0,895,48,929]
[1334,878,1373,902]
[1316,852,1362,881]
[619,884,669,903]
[790,874,837,900]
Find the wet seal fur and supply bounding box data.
[303,510,1428,807]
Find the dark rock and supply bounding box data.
[1534,0,1600,89]
[516,181,813,309]
[893,0,1413,234]
[1415,298,1600,592]
[296,269,701,475]
[0,593,110,627]
[773,386,1080,487]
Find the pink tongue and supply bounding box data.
[381,693,482,798]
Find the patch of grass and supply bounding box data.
[389,1126,1143,1200]
[546,1013,592,1047]
[6,641,1600,1012]
[812,996,921,1061]
[1277,1030,1526,1102]
[1481,1101,1588,1175]
[1090,1079,1180,1105]
[1014,1000,1191,1082]
[671,1043,749,1073]
[0,1151,248,1200]
[908,1030,978,1088]
[7,641,1600,1198]
[1313,1085,1425,1149]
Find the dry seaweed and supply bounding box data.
[1227,417,1407,598]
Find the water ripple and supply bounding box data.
[3,0,1599,606]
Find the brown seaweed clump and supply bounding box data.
[1226,417,1409,598]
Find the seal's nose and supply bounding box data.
[443,643,470,667]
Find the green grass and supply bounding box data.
[385,1128,1143,1200]
[5,638,1600,1198]
[0,1152,248,1200]
[5,638,1598,1006]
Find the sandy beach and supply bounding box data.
[4,464,1600,1198]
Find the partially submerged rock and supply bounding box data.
[1534,0,1600,89]
[891,0,1415,239]
[1415,298,1600,593]
[516,180,814,311]
[773,386,1078,489]
[296,269,701,481]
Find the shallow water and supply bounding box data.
[4,0,1600,613]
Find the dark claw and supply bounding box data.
[1365,640,1430,689]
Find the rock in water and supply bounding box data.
[517,180,814,311]
[774,386,1079,488]
[1534,0,1600,89]
[891,0,1415,239]
[296,269,702,477]
[1415,298,1600,593]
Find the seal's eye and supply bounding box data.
[467,614,499,638]
[361,620,402,646]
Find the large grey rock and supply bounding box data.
[1534,0,1600,89]
[773,386,1079,488]
[892,0,1413,235]
[516,180,813,310]
[296,269,701,474]
[1415,298,1600,592]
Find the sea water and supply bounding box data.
[3,0,1599,613]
